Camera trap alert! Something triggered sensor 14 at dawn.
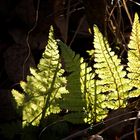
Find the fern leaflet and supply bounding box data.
[127,13,140,97]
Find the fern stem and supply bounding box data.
[83,62,87,103]
[93,75,97,122]
[39,62,60,125]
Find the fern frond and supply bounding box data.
[80,59,107,123]
[93,25,130,109]
[12,27,67,126]
[127,13,140,97]
[58,40,86,123]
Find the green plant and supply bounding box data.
[12,13,140,129]
[84,13,140,122]
[58,41,86,123]
[127,13,140,97]
[12,26,68,127]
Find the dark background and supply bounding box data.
[0,0,139,139]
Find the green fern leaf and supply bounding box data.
[12,27,68,127]
[93,25,130,109]
[58,40,86,123]
[127,13,140,97]
[80,59,107,123]
[12,89,24,107]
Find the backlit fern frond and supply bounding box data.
[80,59,107,123]
[93,25,131,109]
[12,27,67,126]
[58,40,86,123]
[127,13,140,97]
